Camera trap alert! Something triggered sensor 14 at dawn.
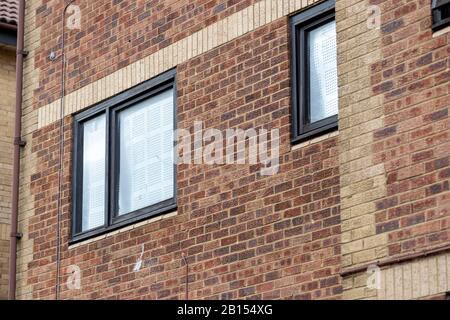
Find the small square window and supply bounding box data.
[291,0,338,143]
[432,0,450,31]
[72,69,177,242]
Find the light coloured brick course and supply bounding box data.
[344,252,450,300]
[14,0,42,300]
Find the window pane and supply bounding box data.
[82,114,106,231]
[118,89,174,216]
[308,20,338,123]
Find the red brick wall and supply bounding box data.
[24,0,450,301]
[34,0,260,108]
[371,0,450,258]
[27,15,342,299]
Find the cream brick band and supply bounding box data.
[37,0,321,129]
[17,0,44,300]
[336,0,388,288]
[344,252,450,300]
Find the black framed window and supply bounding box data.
[291,0,338,143]
[72,69,177,242]
[432,0,450,31]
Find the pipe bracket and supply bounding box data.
[14,138,26,147]
[17,50,29,57]
[11,232,23,240]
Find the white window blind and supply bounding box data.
[118,89,174,216]
[308,20,338,123]
[82,114,106,231]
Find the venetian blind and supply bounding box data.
[118,89,174,215]
[308,20,338,123]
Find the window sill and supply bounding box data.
[68,208,178,250]
[291,129,339,152]
[433,24,450,37]
[291,120,339,146]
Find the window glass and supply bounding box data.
[308,20,338,123]
[73,70,176,241]
[81,114,106,231]
[118,89,174,216]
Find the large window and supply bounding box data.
[290,0,338,143]
[72,69,176,242]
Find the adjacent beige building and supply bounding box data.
[0,0,17,299]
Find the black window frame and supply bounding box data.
[290,0,338,144]
[71,68,177,244]
[432,0,450,31]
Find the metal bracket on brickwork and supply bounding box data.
[11,232,23,240]
[14,138,26,147]
[17,49,28,57]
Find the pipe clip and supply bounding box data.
[17,50,29,57]
[11,232,23,240]
[14,138,26,147]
